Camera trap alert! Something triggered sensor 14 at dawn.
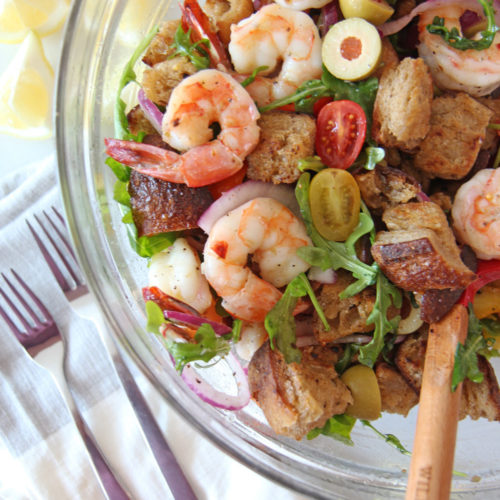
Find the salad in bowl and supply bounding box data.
[59,0,500,496]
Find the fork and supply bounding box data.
[28,207,197,500]
[0,269,129,499]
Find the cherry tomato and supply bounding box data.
[315,100,366,169]
[309,168,360,241]
[313,96,333,116]
[208,165,247,200]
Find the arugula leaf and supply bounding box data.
[145,301,166,334]
[295,173,401,366]
[360,420,410,455]
[259,79,331,114]
[307,414,356,444]
[321,68,378,134]
[240,66,269,87]
[426,0,499,51]
[452,306,500,391]
[358,272,401,368]
[352,146,385,171]
[222,319,243,343]
[481,316,500,337]
[114,26,159,140]
[169,25,210,70]
[165,323,231,373]
[295,173,378,296]
[335,343,359,374]
[265,273,328,364]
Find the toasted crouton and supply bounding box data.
[371,202,476,292]
[246,111,316,184]
[127,105,159,137]
[353,164,420,215]
[478,97,500,151]
[204,0,253,45]
[312,271,376,343]
[396,331,500,421]
[373,38,400,79]
[248,343,352,440]
[128,170,213,235]
[142,58,197,107]
[413,93,493,179]
[372,57,433,151]
[142,21,181,67]
[460,356,500,421]
[375,362,418,416]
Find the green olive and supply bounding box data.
[309,168,361,242]
[341,364,382,420]
[339,0,394,26]
[322,17,382,82]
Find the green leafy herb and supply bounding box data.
[297,156,326,173]
[145,301,166,334]
[114,26,158,140]
[167,323,231,373]
[487,123,500,130]
[265,273,328,364]
[321,69,378,134]
[426,0,499,51]
[169,25,210,70]
[335,343,359,374]
[494,144,500,169]
[307,414,356,444]
[240,65,269,87]
[295,173,378,296]
[451,306,500,391]
[259,67,378,134]
[358,272,401,367]
[259,79,331,114]
[135,232,178,258]
[295,173,401,366]
[222,319,243,343]
[360,420,411,456]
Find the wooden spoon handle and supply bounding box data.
[406,304,468,500]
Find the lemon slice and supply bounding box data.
[0,31,54,139]
[0,0,69,44]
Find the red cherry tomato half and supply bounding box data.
[315,100,367,169]
[313,96,333,116]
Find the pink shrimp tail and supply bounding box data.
[105,138,184,182]
[105,138,245,188]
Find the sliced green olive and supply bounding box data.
[309,168,361,242]
[339,0,394,26]
[341,364,382,420]
[322,17,382,82]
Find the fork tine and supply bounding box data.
[27,219,72,293]
[0,272,43,332]
[50,206,77,260]
[0,287,24,338]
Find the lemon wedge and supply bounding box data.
[0,31,54,139]
[0,0,69,44]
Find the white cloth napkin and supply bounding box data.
[0,155,306,500]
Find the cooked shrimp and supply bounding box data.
[417,2,500,97]
[452,168,500,260]
[149,238,212,313]
[104,69,260,187]
[274,0,332,10]
[228,4,322,106]
[202,197,312,322]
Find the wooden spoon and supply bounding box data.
[406,304,468,500]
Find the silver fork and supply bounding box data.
[28,207,197,500]
[0,269,129,500]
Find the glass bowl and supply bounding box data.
[55,1,500,498]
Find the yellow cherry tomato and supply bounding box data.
[309,168,361,242]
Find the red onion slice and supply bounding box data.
[378,0,498,37]
[180,352,250,410]
[198,180,301,233]
[164,310,232,335]
[138,89,163,135]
